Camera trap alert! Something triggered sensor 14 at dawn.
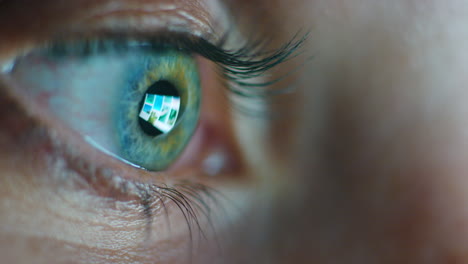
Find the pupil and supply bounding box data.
[138,80,181,136]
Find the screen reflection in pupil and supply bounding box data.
[138,80,181,137]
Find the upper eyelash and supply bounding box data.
[194,31,309,97]
[34,30,308,98]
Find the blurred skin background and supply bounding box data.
[1,0,468,263]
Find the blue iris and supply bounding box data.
[115,49,201,171]
[8,44,201,172]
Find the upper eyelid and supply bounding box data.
[0,0,230,61]
[0,0,307,95]
[76,2,222,42]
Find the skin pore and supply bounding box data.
[2,0,468,263]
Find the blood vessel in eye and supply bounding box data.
[138,80,181,136]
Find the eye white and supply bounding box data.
[1,60,15,74]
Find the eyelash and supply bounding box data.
[38,31,307,97]
[5,30,306,245]
[134,180,224,242]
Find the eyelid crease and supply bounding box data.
[73,0,227,43]
[80,9,217,43]
[0,0,229,62]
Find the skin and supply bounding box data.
[1,0,468,263]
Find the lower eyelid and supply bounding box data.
[0,76,231,252]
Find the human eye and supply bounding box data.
[3,33,303,171]
[6,38,204,171]
[0,0,306,262]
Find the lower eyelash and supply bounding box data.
[134,180,230,250]
[63,148,227,248]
